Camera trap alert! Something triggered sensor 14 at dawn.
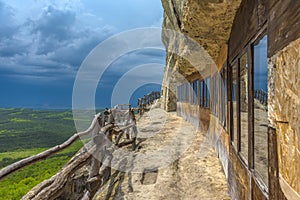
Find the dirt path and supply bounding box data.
[94,103,230,200]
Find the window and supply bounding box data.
[205,77,211,108]
[182,84,184,102]
[220,65,227,128]
[229,34,269,188]
[190,82,194,104]
[192,80,198,105]
[231,62,238,147]
[211,65,227,129]
[253,35,268,186]
[204,79,207,107]
[212,74,218,115]
[177,85,181,102]
[198,79,210,109]
[217,74,220,118]
[188,82,191,103]
[182,84,185,102]
[240,52,249,160]
[185,82,189,103]
[200,80,204,107]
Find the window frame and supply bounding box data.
[220,64,227,129]
[252,34,269,192]
[229,30,269,191]
[200,80,204,107]
[230,60,239,150]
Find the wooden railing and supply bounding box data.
[0,92,160,200]
[0,107,137,200]
[254,89,268,106]
[137,91,160,115]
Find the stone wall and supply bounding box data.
[269,37,300,199]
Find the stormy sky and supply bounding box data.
[0,0,165,109]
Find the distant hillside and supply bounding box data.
[0,108,89,199]
[0,108,77,152]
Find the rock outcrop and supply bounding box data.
[160,0,241,111]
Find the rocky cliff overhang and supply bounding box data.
[161,0,241,77]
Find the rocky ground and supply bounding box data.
[94,103,230,200]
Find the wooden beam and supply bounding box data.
[22,145,96,200]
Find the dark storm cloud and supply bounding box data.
[0,2,115,79]
[0,1,16,39]
[0,0,165,108]
[0,1,27,57]
[0,1,164,82]
[32,6,76,42]
[48,31,111,68]
[0,38,28,57]
[102,49,166,78]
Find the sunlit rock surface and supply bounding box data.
[160,0,241,111]
[269,37,300,198]
[94,102,230,199]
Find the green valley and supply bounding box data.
[0,108,87,199]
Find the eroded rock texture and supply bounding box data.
[160,0,241,111]
[269,37,300,198]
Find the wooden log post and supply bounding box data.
[10,99,151,199]
[138,98,143,115]
[121,109,131,139]
[130,108,138,151]
[85,122,114,199]
[143,96,146,109]
[22,144,97,200]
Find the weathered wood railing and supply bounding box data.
[0,113,102,181]
[138,91,160,115]
[254,89,268,106]
[0,91,160,199]
[0,105,138,200]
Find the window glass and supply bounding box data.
[200,80,203,107]
[224,75,227,128]
[193,80,198,104]
[212,75,217,115]
[177,85,180,102]
[240,53,249,160]
[183,84,185,102]
[204,81,206,107]
[254,35,268,186]
[190,82,194,104]
[221,66,227,128]
[188,82,191,103]
[206,77,211,108]
[215,75,219,116]
[186,83,189,103]
[183,84,186,102]
[182,85,184,102]
[232,62,238,146]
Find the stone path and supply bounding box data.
[94,104,230,200]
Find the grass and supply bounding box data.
[0,141,83,200]
[0,148,47,169]
[10,118,32,123]
[0,108,91,199]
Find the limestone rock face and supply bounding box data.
[161,0,241,111]
[269,37,300,198]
